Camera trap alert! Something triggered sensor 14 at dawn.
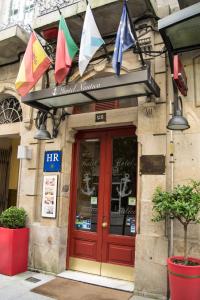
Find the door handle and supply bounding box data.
[102,222,108,228]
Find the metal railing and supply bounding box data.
[0,0,81,32]
[37,0,81,16]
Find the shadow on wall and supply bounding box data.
[0,137,20,213]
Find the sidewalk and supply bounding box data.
[0,271,55,300]
[0,271,154,300]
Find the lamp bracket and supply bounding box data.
[35,108,70,138]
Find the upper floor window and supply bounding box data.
[9,0,20,24]
[8,0,35,28]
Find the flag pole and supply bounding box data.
[27,24,33,33]
[125,0,146,67]
[57,6,62,15]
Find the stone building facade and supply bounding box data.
[0,1,199,299]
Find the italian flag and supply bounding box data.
[55,16,78,84]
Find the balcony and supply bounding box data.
[0,25,29,65]
[33,0,158,40]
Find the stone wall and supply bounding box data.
[0,1,199,299]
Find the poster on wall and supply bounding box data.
[42,175,58,218]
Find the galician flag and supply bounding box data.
[15,31,51,97]
[55,15,78,84]
[112,1,135,75]
[79,4,104,76]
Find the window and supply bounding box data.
[0,97,23,124]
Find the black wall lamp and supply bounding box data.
[158,6,194,131]
[167,96,190,130]
[34,109,69,140]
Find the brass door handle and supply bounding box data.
[102,222,108,228]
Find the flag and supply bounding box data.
[112,1,135,75]
[55,15,78,84]
[79,4,104,76]
[15,31,51,97]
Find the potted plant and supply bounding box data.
[152,181,200,300]
[0,206,29,275]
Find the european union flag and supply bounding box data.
[112,1,136,75]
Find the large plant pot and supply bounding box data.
[0,227,29,275]
[168,256,200,300]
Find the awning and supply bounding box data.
[158,2,200,53]
[0,25,29,65]
[178,0,199,9]
[22,67,160,111]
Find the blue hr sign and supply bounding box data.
[44,151,62,172]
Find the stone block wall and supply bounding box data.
[0,1,199,298]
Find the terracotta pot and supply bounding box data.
[0,227,29,275]
[168,256,200,300]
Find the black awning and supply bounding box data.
[22,67,160,111]
[158,2,200,53]
[178,0,199,9]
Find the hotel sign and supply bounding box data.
[173,55,188,96]
[22,68,160,111]
[44,151,62,172]
[52,82,101,97]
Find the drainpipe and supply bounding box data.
[169,130,174,258]
[166,42,177,300]
[167,93,175,300]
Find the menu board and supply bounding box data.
[42,175,58,218]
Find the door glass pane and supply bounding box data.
[75,140,100,232]
[110,136,137,236]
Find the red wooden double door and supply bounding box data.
[68,126,137,271]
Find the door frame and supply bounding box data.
[66,125,137,270]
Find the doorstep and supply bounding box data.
[57,270,134,292]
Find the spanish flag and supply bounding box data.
[15,31,51,97]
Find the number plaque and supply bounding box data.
[95,113,106,122]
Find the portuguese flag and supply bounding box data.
[15,31,51,97]
[55,16,78,84]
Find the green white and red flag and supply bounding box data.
[55,15,78,84]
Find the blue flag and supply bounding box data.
[112,1,135,75]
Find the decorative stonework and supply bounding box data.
[0,97,22,124]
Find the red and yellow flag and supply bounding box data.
[15,31,51,97]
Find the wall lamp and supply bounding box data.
[167,96,190,131]
[34,109,70,140]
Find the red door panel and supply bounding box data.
[74,239,97,259]
[68,126,137,267]
[108,244,134,265]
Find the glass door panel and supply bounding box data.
[75,139,100,232]
[110,136,137,236]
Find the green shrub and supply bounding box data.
[0,206,27,229]
[152,180,200,262]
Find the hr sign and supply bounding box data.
[44,151,62,172]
